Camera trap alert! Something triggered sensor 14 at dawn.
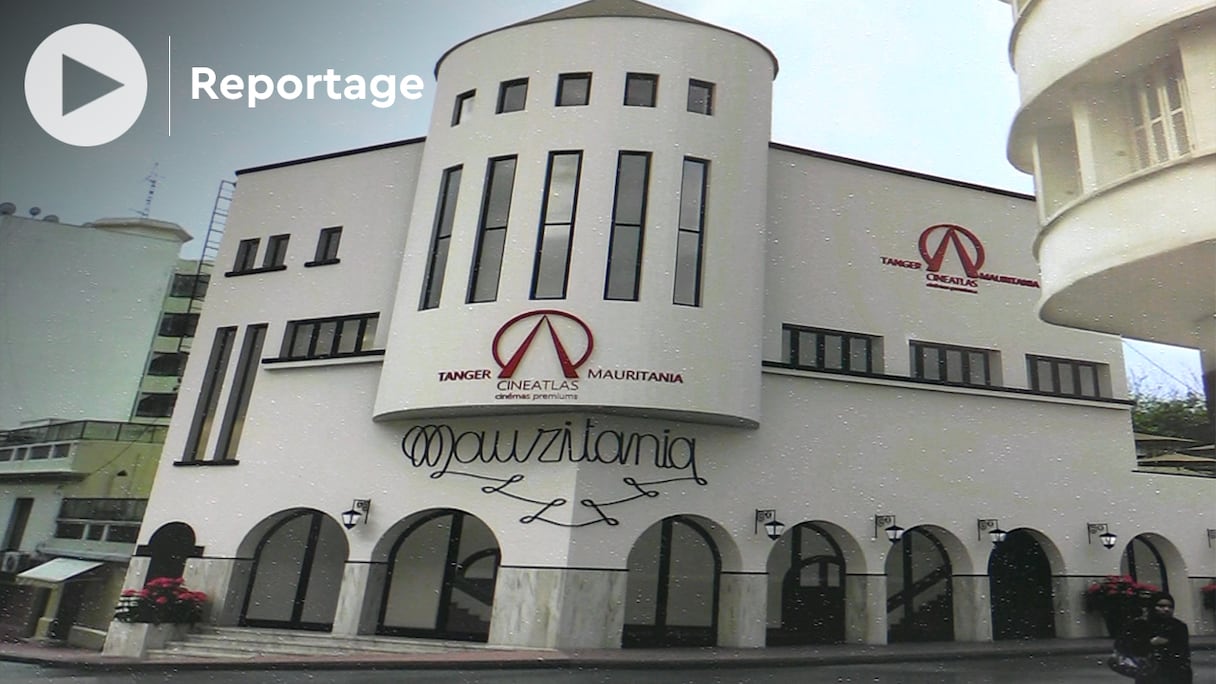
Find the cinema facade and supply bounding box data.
[125,1,1215,650]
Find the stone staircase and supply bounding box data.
[146,626,516,660]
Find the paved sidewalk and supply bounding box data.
[1,635,1213,672]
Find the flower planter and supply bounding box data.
[102,621,190,658]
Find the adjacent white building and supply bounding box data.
[125,0,1214,651]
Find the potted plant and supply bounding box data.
[103,577,207,658]
[1084,575,1158,636]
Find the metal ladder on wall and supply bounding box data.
[177,179,235,354]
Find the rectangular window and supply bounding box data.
[468,157,517,303]
[232,238,259,273]
[215,324,267,460]
[604,152,651,300]
[531,151,583,299]
[147,351,187,376]
[497,78,528,113]
[170,273,210,298]
[1130,54,1190,170]
[624,73,658,107]
[783,325,878,374]
[420,166,462,310]
[674,157,708,306]
[159,312,199,338]
[181,326,237,462]
[556,72,591,106]
[452,89,475,125]
[134,392,177,418]
[687,79,714,115]
[262,234,290,268]
[3,498,33,550]
[1027,355,1106,398]
[306,226,342,266]
[279,313,379,361]
[911,341,994,387]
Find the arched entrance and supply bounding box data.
[766,522,846,645]
[141,522,202,580]
[989,529,1055,640]
[376,510,499,642]
[239,509,347,631]
[886,527,953,643]
[1122,535,1168,592]
[623,516,721,648]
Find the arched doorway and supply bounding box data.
[1123,535,1168,593]
[886,527,953,643]
[989,529,1055,640]
[141,522,202,580]
[376,510,499,642]
[239,509,347,631]
[623,516,721,648]
[766,522,846,645]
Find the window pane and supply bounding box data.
[485,159,517,228]
[673,230,701,306]
[498,80,527,113]
[545,154,579,223]
[605,225,641,300]
[823,335,843,370]
[557,74,590,106]
[968,352,987,384]
[422,167,462,310]
[360,317,378,350]
[624,74,656,106]
[1078,365,1097,397]
[314,321,337,357]
[687,80,713,114]
[470,229,506,302]
[798,331,819,368]
[849,338,870,372]
[1035,359,1053,391]
[290,323,313,358]
[679,160,705,231]
[1058,363,1076,395]
[533,225,572,299]
[615,154,648,225]
[945,349,964,383]
[919,347,940,380]
[452,90,474,125]
[336,320,359,355]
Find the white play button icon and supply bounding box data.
[25,24,148,147]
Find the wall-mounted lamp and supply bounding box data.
[875,515,904,543]
[1207,529,1215,548]
[1087,523,1117,549]
[755,509,785,541]
[341,499,371,530]
[977,519,1007,544]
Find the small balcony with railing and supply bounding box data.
[39,497,148,561]
[0,421,168,481]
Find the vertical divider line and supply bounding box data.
[167,35,172,137]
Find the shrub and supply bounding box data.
[114,577,206,624]
[1083,575,1159,613]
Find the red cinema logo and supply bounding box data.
[492,310,594,379]
[918,223,985,278]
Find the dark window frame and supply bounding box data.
[159,312,200,338]
[604,151,651,301]
[530,151,584,300]
[170,273,210,298]
[180,327,237,463]
[215,324,267,460]
[467,156,518,304]
[1027,354,1106,398]
[556,72,592,107]
[624,73,658,107]
[262,234,290,268]
[420,166,463,310]
[687,79,714,115]
[673,157,708,306]
[451,89,475,126]
[147,351,188,376]
[134,392,177,418]
[911,340,995,388]
[229,238,260,274]
[784,324,879,375]
[496,78,529,114]
[274,313,381,362]
[305,226,342,267]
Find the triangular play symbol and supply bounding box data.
[62,54,124,116]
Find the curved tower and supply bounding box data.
[375,0,777,426]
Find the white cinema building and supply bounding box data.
[124,0,1214,651]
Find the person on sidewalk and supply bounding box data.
[1117,592,1193,683]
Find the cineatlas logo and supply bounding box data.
[191,67,424,109]
[880,223,1039,294]
[493,310,594,380]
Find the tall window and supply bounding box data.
[147,352,187,376]
[687,79,714,115]
[1130,54,1190,170]
[556,73,591,106]
[215,324,267,460]
[604,152,651,301]
[279,313,379,361]
[468,157,517,303]
[306,226,342,266]
[531,151,583,299]
[135,393,177,418]
[784,325,878,374]
[497,78,528,113]
[911,341,994,387]
[452,89,475,126]
[181,327,237,462]
[420,166,462,310]
[624,73,658,107]
[1028,355,1105,398]
[231,239,260,273]
[170,273,210,298]
[159,312,199,338]
[263,234,290,268]
[674,158,708,306]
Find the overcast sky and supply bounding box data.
[0,0,1203,396]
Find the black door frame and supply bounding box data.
[988,528,1056,640]
[623,516,722,648]
[239,510,333,631]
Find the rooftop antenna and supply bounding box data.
[138,163,164,219]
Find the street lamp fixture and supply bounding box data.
[1087,522,1116,549]
[755,509,785,541]
[342,499,371,530]
[875,515,904,543]
[978,519,1007,544]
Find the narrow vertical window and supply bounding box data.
[604,152,651,301]
[624,73,658,107]
[556,73,591,106]
[181,326,237,462]
[497,78,528,113]
[263,234,289,268]
[531,151,582,299]
[468,157,517,303]
[687,79,714,115]
[452,89,475,126]
[674,158,708,306]
[215,324,267,461]
[420,166,462,310]
[231,239,259,273]
[306,226,342,265]
[1130,54,1190,170]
